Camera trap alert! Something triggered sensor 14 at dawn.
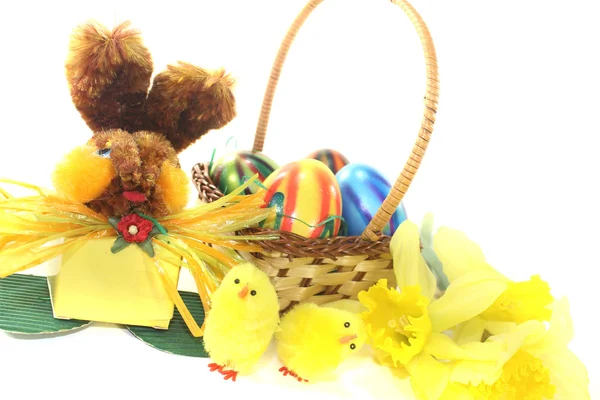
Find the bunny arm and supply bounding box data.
[65,20,153,133]
[141,62,237,153]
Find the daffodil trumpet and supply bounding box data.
[0,174,277,337]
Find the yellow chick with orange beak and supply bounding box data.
[275,302,367,382]
[203,263,279,381]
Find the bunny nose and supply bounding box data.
[123,191,147,203]
[238,285,249,299]
[339,334,357,344]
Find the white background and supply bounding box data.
[0,0,598,398]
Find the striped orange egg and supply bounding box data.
[306,148,349,174]
[261,159,342,238]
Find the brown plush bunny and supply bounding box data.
[52,20,235,219]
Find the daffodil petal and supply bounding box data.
[429,270,508,333]
[480,320,517,336]
[406,353,450,400]
[433,227,500,282]
[535,347,591,400]
[452,314,590,399]
[450,359,502,387]
[453,317,485,345]
[544,296,573,346]
[425,332,502,362]
[481,274,553,323]
[391,220,437,300]
[519,297,574,360]
[479,320,545,371]
[440,383,475,400]
[521,297,590,398]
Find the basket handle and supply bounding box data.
[252,0,439,241]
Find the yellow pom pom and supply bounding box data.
[157,161,190,214]
[52,145,115,203]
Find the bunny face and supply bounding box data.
[54,20,236,218]
[54,129,189,218]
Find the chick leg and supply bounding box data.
[278,366,308,383]
[208,363,239,382]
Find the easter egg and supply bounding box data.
[261,159,343,238]
[209,150,279,195]
[335,163,407,237]
[306,149,350,174]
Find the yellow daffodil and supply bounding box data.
[358,220,511,399]
[431,217,554,324]
[449,297,590,399]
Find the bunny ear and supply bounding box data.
[65,20,153,133]
[142,62,236,153]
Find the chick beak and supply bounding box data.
[238,285,249,299]
[339,334,358,344]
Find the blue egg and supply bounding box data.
[335,163,407,237]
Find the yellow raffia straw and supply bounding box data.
[0,178,51,196]
[152,254,203,337]
[0,174,277,336]
[0,187,12,199]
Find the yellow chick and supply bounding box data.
[275,302,367,382]
[203,262,279,382]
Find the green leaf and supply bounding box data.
[111,237,130,254]
[0,274,91,335]
[126,291,208,357]
[108,217,121,231]
[423,247,450,291]
[137,238,155,258]
[419,213,450,291]
[149,225,161,237]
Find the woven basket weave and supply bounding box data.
[192,0,438,313]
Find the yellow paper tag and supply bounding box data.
[47,238,181,329]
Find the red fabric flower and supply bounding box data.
[117,214,153,243]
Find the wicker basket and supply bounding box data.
[192,0,438,313]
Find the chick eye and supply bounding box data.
[96,148,112,158]
[350,343,356,350]
[344,322,350,328]
[234,279,240,284]
[250,290,257,296]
